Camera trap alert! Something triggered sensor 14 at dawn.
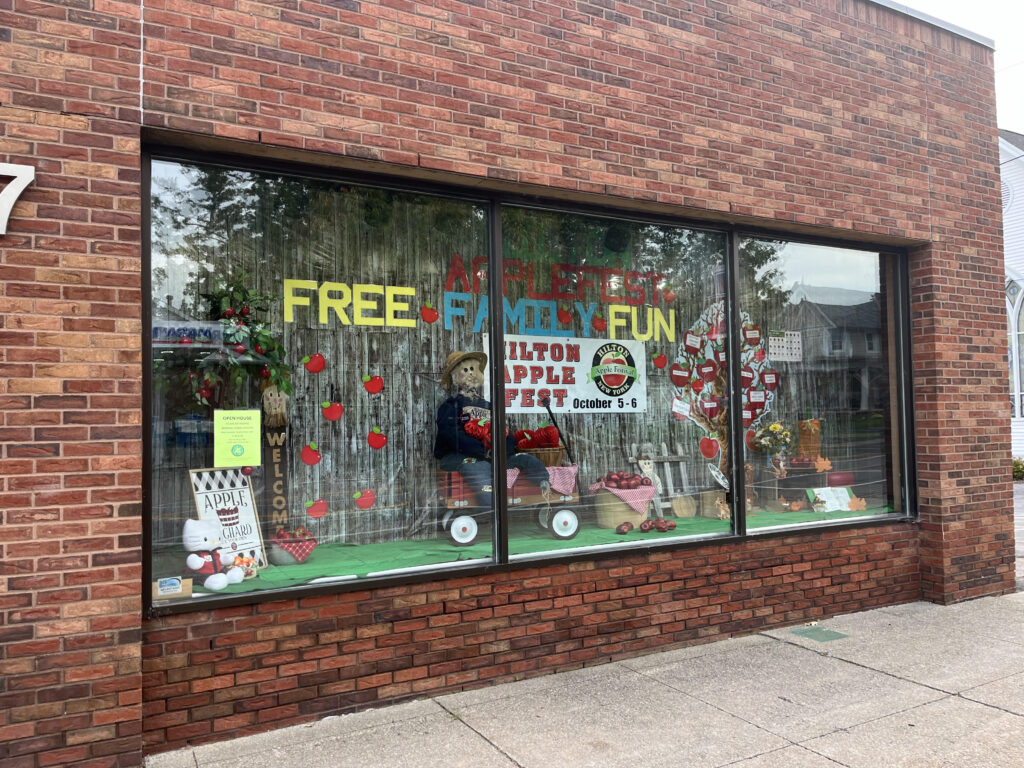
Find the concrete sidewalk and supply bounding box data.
[148,491,1024,768]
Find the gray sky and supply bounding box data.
[903,0,1024,133]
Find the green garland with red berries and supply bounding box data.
[155,274,292,412]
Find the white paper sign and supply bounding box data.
[806,486,853,512]
[484,334,648,413]
[768,330,802,362]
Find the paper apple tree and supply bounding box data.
[669,300,780,478]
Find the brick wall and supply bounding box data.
[141,524,919,751]
[0,0,1012,765]
[0,2,144,766]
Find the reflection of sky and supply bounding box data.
[771,243,880,297]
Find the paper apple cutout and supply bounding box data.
[761,369,778,391]
[304,499,328,519]
[670,363,691,387]
[420,302,439,323]
[699,436,719,459]
[697,359,717,381]
[321,402,344,421]
[663,287,676,303]
[367,428,387,450]
[684,331,701,355]
[745,429,756,451]
[691,378,704,394]
[592,313,607,333]
[652,353,667,369]
[353,490,376,509]
[300,442,321,466]
[740,365,754,388]
[701,398,720,419]
[557,305,572,325]
[302,353,326,373]
[362,375,384,394]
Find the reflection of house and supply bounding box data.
[1002,130,1024,454]
[787,283,885,412]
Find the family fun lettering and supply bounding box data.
[443,254,676,342]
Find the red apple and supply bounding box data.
[663,287,676,303]
[655,519,668,532]
[259,366,271,379]
[239,305,251,317]
[600,353,627,388]
[231,342,246,355]
[557,305,572,325]
[367,427,387,450]
[321,401,344,421]
[615,522,634,534]
[754,348,766,362]
[699,436,719,459]
[652,353,667,369]
[303,353,326,373]
[639,519,655,532]
[221,307,235,319]
[592,313,607,333]
[300,442,321,466]
[740,365,754,388]
[697,359,717,381]
[664,519,677,531]
[353,489,376,509]
[745,429,756,451]
[670,363,690,387]
[362,375,384,394]
[691,378,704,394]
[240,466,254,476]
[762,369,778,391]
[420,302,439,323]
[304,498,328,519]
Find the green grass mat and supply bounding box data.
[152,506,893,600]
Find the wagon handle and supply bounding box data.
[540,397,574,465]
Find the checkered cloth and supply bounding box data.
[587,480,656,514]
[273,536,317,563]
[547,465,578,496]
[506,465,578,495]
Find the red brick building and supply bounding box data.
[0,1,1013,766]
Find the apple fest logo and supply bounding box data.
[589,343,638,398]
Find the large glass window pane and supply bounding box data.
[497,207,732,557]
[149,159,492,605]
[738,239,900,527]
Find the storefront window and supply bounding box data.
[738,239,901,527]
[146,156,909,606]
[149,159,494,604]
[498,207,733,556]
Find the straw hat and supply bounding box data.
[442,350,487,391]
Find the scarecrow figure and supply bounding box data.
[434,350,551,508]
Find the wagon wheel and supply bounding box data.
[447,515,479,547]
[548,508,579,540]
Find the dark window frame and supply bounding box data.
[142,145,916,616]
